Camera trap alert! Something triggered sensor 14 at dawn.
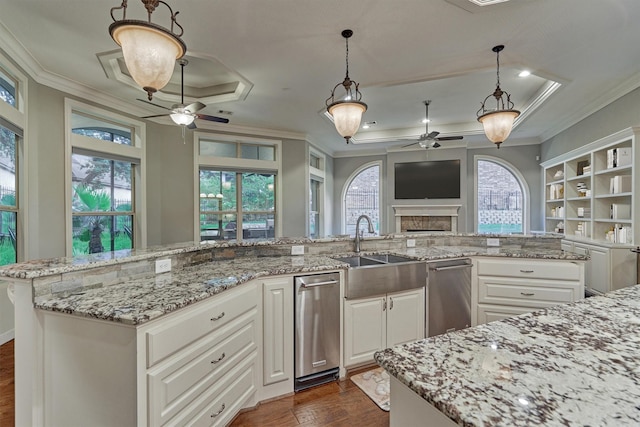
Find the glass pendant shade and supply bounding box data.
[328,101,367,140]
[478,109,520,148]
[110,23,185,99]
[170,111,195,126]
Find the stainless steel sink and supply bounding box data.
[333,254,427,299]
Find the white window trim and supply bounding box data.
[64,99,147,256]
[341,160,383,235]
[193,132,282,241]
[308,147,326,238]
[473,154,530,234]
[0,55,27,261]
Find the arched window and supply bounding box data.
[475,156,529,234]
[343,162,381,236]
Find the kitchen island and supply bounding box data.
[375,285,640,426]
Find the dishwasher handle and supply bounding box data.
[430,263,473,272]
[299,279,339,288]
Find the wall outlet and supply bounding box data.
[406,239,416,248]
[291,245,305,255]
[155,259,172,274]
[486,238,500,247]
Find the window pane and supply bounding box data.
[72,154,132,213]
[310,154,320,169]
[199,140,236,158]
[71,112,132,145]
[0,68,16,108]
[72,214,133,254]
[0,210,16,265]
[0,125,17,207]
[242,173,275,212]
[345,165,380,236]
[199,170,237,211]
[200,213,237,241]
[239,144,275,161]
[242,213,275,239]
[310,179,320,238]
[477,160,523,234]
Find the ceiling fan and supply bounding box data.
[139,59,230,129]
[403,100,463,149]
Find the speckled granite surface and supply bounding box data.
[34,255,346,325]
[375,285,640,426]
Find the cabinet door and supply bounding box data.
[262,277,293,386]
[386,288,425,348]
[587,245,609,293]
[344,296,386,367]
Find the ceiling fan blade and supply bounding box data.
[137,99,172,111]
[141,114,171,119]
[426,131,440,139]
[431,142,441,149]
[187,121,197,130]
[195,114,230,123]
[435,135,463,141]
[184,102,206,113]
[402,141,419,148]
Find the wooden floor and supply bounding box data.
[0,340,14,427]
[231,368,389,427]
[0,342,386,427]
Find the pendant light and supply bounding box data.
[325,29,367,143]
[109,0,187,101]
[476,45,520,148]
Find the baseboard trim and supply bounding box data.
[0,329,14,346]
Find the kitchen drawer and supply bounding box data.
[145,282,258,367]
[478,276,580,308]
[147,311,257,426]
[164,351,257,427]
[476,258,581,281]
[477,304,535,324]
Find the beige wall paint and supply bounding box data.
[281,139,307,238]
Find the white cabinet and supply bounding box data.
[561,239,636,293]
[261,276,294,398]
[474,258,584,325]
[344,287,424,367]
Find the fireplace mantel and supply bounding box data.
[392,205,461,233]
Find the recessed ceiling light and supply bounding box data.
[518,70,531,77]
[422,118,430,124]
[362,121,376,129]
[362,124,370,129]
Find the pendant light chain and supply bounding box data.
[345,35,350,80]
[495,46,501,88]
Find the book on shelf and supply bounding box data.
[577,207,591,218]
[606,224,632,244]
[610,203,631,220]
[577,160,590,176]
[609,175,632,194]
[607,147,632,169]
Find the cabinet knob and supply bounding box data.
[210,403,226,418]
[520,292,535,296]
[210,312,225,321]
[520,270,534,273]
[211,352,226,365]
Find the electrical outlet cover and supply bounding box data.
[155,259,172,274]
[486,238,500,247]
[406,239,416,248]
[291,245,305,255]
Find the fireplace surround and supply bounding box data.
[392,205,461,233]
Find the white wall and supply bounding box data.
[0,281,13,344]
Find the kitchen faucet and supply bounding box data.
[354,214,375,253]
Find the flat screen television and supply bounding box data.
[394,160,461,199]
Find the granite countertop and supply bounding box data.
[29,245,587,326]
[375,285,640,426]
[34,255,345,325]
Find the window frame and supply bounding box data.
[194,132,282,241]
[308,148,326,238]
[341,160,383,236]
[64,99,146,256]
[473,155,530,234]
[0,55,27,262]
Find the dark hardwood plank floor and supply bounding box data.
[0,341,387,427]
[0,339,14,427]
[231,367,389,427]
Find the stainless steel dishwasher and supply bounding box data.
[294,272,340,391]
[427,258,472,336]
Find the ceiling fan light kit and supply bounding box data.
[109,0,186,101]
[477,44,521,149]
[326,29,367,143]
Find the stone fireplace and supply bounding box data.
[392,205,461,233]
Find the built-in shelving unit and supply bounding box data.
[543,127,639,293]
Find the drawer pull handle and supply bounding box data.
[521,292,535,296]
[210,403,226,418]
[211,352,226,364]
[389,297,394,310]
[520,270,534,273]
[210,312,225,321]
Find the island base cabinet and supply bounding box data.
[389,376,456,427]
[344,287,424,368]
